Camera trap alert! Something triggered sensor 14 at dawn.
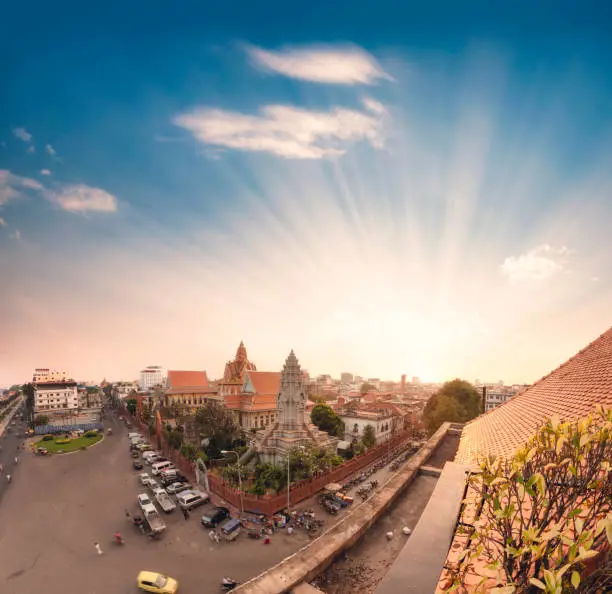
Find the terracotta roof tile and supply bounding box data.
[455,326,612,464]
[248,371,281,396]
[167,370,209,389]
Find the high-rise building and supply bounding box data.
[33,368,70,383]
[139,366,166,391]
[401,374,407,393]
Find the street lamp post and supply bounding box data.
[221,450,244,516]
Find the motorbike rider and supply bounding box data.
[114,532,124,544]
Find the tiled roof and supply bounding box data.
[456,326,612,464]
[248,371,281,395]
[167,370,209,389]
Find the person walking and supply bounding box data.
[208,529,215,542]
[6,474,11,483]
[94,542,103,555]
[213,532,220,545]
[182,508,190,521]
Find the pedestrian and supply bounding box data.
[125,509,131,519]
[182,508,190,521]
[263,536,271,545]
[287,526,294,536]
[208,529,215,542]
[94,542,103,555]
[6,474,11,483]
[14,456,18,464]
[213,532,220,545]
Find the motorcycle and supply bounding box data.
[221,577,239,591]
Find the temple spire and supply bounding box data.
[236,340,247,363]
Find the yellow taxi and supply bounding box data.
[137,571,179,593]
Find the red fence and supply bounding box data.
[208,430,418,516]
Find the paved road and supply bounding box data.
[0,406,26,502]
[0,406,311,594]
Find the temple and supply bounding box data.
[254,350,338,464]
[218,341,257,398]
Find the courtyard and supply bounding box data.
[0,412,311,594]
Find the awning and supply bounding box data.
[337,440,351,450]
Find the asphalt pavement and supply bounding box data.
[0,406,26,502]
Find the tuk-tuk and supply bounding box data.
[221,518,241,541]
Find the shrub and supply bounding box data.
[84,430,98,437]
[55,439,71,444]
[42,434,54,441]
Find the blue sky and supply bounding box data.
[1,1,612,385]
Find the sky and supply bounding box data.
[1,1,612,386]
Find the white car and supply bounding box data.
[138,473,151,485]
[148,479,160,491]
[137,493,157,515]
[166,481,192,495]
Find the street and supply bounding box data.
[0,403,25,502]
[0,407,312,594]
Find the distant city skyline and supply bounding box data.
[2,3,611,387]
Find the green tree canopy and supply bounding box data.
[34,414,49,426]
[311,403,345,438]
[362,424,376,449]
[423,379,481,435]
[194,401,239,458]
[125,398,137,415]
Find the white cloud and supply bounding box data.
[48,184,118,213]
[0,217,6,227]
[247,44,393,85]
[13,127,32,142]
[40,169,52,176]
[0,169,43,205]
[27,145,36,154]
[173,103,387,159]
[500,245,573,282]
[45,144,56,156]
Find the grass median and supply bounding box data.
[34,432,103,454]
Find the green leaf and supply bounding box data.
[571,571,580,588]
[529,578,546,590]
[567,508,583,519]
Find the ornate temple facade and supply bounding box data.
[218,341,257,398]
[254,350,338,464]
[225,370,281,432]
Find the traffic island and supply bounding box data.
[33,431,103,454]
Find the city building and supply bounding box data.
[339,407,394,445]
[225,370,281,431]
[217,341,257,397]
[164,370,218,414]
[340,372,354,384]
[483,388,516,412]
[254,350,338,464]
[33,368,70,383]
[34,381,78,413]
[139,365,166,391]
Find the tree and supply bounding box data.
[443,407,612,594]
[362,424,376,449]
[34,414,49,426]
[194,401,239,458]
[311,403,345,438]
[423,379,481,435]
[125,398,137,416]
[22,383,35,422]
[361,382,376,395]
[166,429,183,450]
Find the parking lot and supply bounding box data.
[0,413,311,594]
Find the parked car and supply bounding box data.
[148,479,160,491]
[176,489,208,510]
[138,473,152,485]
[131,450,140,459]
[201,506,230,528]
[137,493,157,515]
[160,473,187,487]
[133,460,144,470]
[137,571,179,594]
[166,481,192,495]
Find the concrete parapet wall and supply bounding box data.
[235,423,453,594]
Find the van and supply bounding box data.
[176,490,209,510]
[151,460,174,475]
[160,468,179,481]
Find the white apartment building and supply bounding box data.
[33,368,70,383]
[340,409,393,445]
[139,366,166,391]
[484,390,516,413]
[34,382,78,413]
